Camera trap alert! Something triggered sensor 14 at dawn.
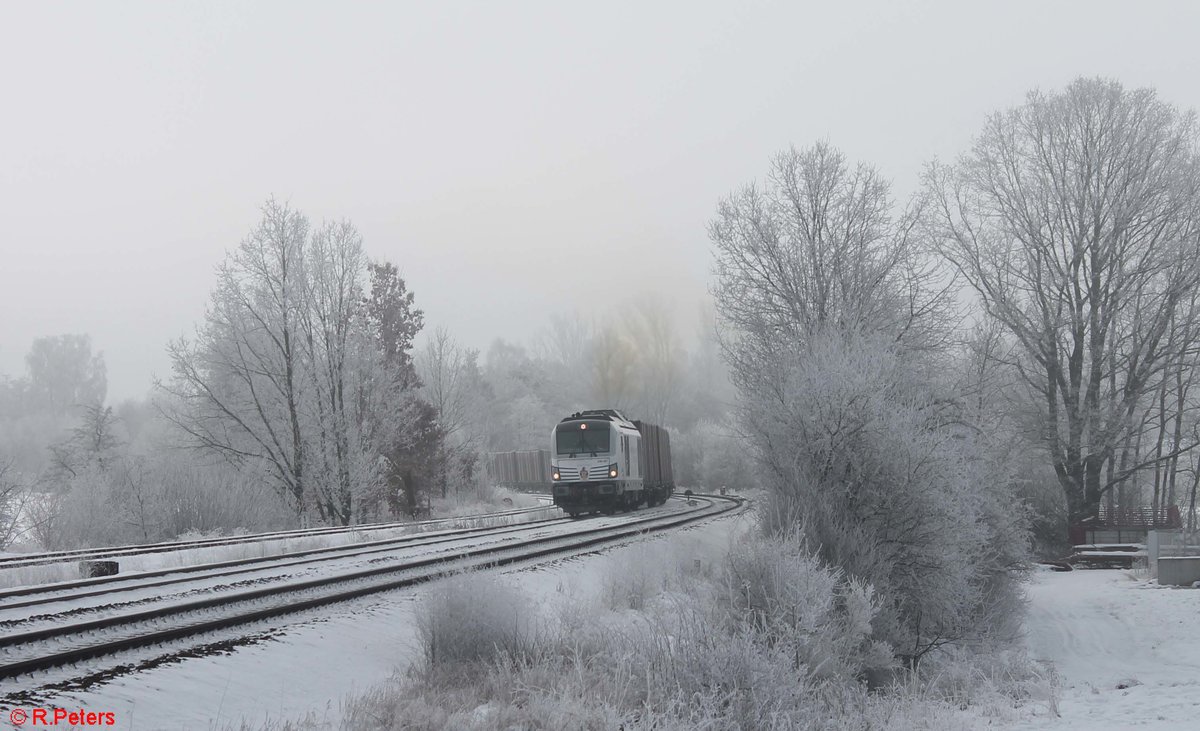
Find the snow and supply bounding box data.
[1073,550,1146,557]
[1002,569,1200,730]
[28,507,1200,731]
[1,501,752,729]
[0,502,558,592]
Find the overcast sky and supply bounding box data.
[2,0,1199,402]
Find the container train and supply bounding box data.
[550,409,674,518]
[486,449,553,492]
[485,410,675,518]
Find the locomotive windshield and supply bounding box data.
[555,423,611,455]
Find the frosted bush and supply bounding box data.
[330,532,970,730]
[744,332,1029,666]
[721,530,895,683]
[415,571,535,671]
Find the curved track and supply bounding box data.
[0,494,743,687]
[0,515,573,610]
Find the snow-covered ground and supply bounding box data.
[2,502,752,730]
[1002,569,1200,730]
[0,497,555,591]
[21,511,1199,731]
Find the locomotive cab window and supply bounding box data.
[556,423,611,455]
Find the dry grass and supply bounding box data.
[253,532,1052,731]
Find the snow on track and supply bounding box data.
[0,497,750,729]
[0,502,558,590]
[0,497,738,704]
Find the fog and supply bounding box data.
[2,0,1198,401]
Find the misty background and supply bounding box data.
[4,0,1199,401]
[7,6,1200,727]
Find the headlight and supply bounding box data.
[608,463,618,478]
[552,468,561,480]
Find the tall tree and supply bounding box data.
[0,456,25,549]
[302,220,372,524]
[24,334,107,414]
[711,143,1023,664]
[365,261,423,391]
[162,205,422,525]
[417,327,486,497]
[925,77,1200,529]
[161,199,311,515]
[364,261,438,514]
[590,325,637,411]
[711,142,949,400]
[621,296,682,425]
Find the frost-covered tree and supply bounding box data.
[24,334,107,415]
[478,340,560,450]
[712,143,950,399]
[162,199,312,515]
[0,456,25,549]
[925,77,1200,529]
[300,220,387,525]
[620,296,683,426]
[589,325,637,412]
[161,200,425,524]
[417,327,490,497]
[747,333,1027,664]
[712,143,1024,665]
[364,260,440,516]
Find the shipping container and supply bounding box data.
[487,449,552,492]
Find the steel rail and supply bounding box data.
[0,495,743,681]
[0,503,554,570]
[0,514,573,611]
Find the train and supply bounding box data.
[549,409,674,518]
[486,449,553,492]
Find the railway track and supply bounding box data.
[0,494,743,687]
[0,502,555,571]
[0,514,575,610]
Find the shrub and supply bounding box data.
[332,533,980,731]
[415,571,535,672]
[744,332,1029,665]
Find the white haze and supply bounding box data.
[2,0,1199,400]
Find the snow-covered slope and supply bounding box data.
[1012,569,1200,730]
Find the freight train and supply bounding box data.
[486,449,552,492]
[550,409,674,518]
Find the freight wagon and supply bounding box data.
[550,409,674,517]
[487,449,552,492]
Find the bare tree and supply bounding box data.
[621,296,682,425]
[925,77,1200,529]
[711,142,950,399]
[534,313,594,372]
[0,456,27,548]
[418,328,471,448]
[301,220,374,524]
[160,199,312,516]
[590,325,637,410]
[417,327,486,497]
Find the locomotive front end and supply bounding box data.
[550,417,619,516]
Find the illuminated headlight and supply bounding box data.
[552,467,561,481]
[608,463,618,478]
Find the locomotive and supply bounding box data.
[550,409,674,518]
